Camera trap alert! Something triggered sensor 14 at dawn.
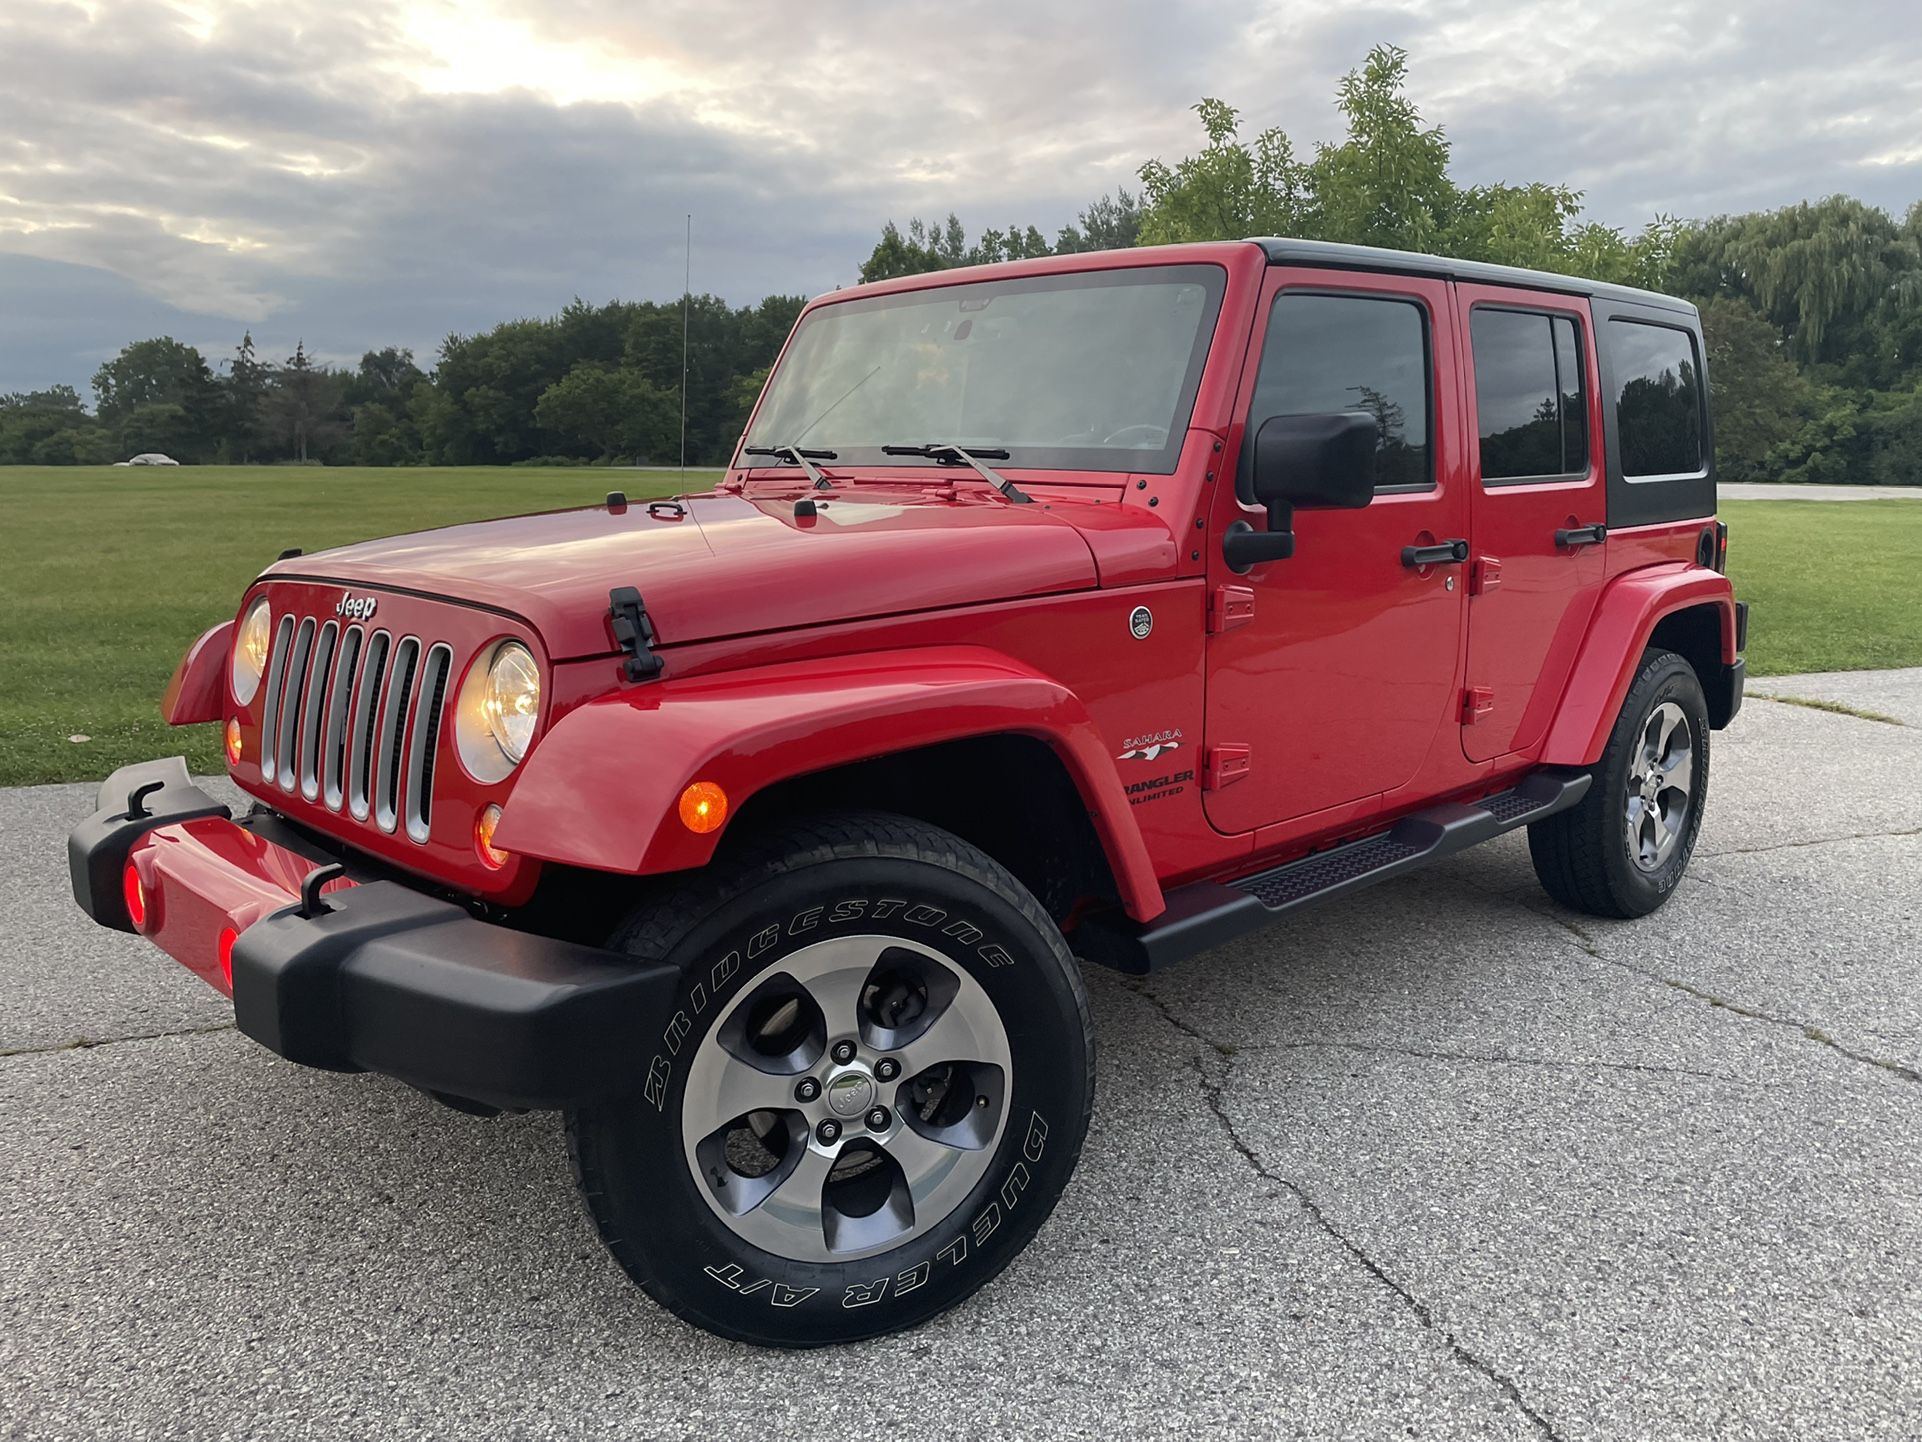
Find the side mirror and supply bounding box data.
[1223,412,1379,573]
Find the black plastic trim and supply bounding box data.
[1075,769,1592,974]
[1708,657,1746,730]
[68,758,232,932]
[230,880,681,1111]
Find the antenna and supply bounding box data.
[680,212,690,478]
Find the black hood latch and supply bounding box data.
[608,587,665,682]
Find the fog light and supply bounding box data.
[225,717,243,764]
[678,780,728,834]
[123,863,146,929]
[218,926,238,989]
[475,803,509,869]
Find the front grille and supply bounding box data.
[257,616,454,844]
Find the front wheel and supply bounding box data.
[1528,647,1711,918]
[567,812,1093,1346]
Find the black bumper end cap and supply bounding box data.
[68,757,231,931]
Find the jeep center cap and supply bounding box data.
[826,1071,874,1117]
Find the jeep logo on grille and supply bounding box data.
[335,594,378,622]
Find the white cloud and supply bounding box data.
[0,0,1916,394]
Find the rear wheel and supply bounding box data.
[1529,648,1710,918]
[567,811,1093,1346]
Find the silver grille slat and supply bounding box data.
[321,625,364,811]
[275,618,315,792]
[373,637,421,834]
[254,601,468,848]
[257,616,295,787]
[298,621,339,801]
[347,630,391,822]
[404,645,453,843]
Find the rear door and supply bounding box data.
[1457,286,1608,761]
[1203,268,1468,835]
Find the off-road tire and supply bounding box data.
[566,810,1094,1346]
[1528,648,1710,918]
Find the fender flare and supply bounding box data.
[1541,564,1738,766]
[494,644,1166,921]
[161,620,233,726]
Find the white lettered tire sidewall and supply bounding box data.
[568,821,1093,1347]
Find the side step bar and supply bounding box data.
[1076,769,1591,974]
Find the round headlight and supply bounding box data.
[483,643,541,764]
[232,598,272,705]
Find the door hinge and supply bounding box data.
[1470,556,1502,595]
[1203,743,1251,790]
[1461,686,1496,724]
[1207,584,1256,634]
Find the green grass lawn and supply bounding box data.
[0,465,707,786]
[1721,499,1922,676]
[0,470,1915,787]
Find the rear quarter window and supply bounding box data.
[1608,320,1705,479]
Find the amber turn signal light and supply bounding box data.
[475,803,509,869]
[678,781,728,834]
[225,717,243,764]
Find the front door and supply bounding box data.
[1456,286,1609,761]
[1203,270,1469,836]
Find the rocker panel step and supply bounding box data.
[1076,769,1591,975]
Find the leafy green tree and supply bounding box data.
[1137,98,1307,244]
[0,386,104,464]
[219,331,271,462]
[533,363,677,460]
[1055,190,1142,253]
[91,337,220,461]
[1302,45,1452,252]
[1698,296,1820,478]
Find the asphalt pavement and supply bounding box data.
[3,673,1918,1441]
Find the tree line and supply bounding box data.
[5,44,1919,481]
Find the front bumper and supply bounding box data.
[69,758,677,1110]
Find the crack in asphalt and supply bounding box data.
[1128,983,1568,1442]
[0,1021,235,1060]
[1540,914,1922,1086]
[1699,825,1921,859]
[1246,1038,1744,1084]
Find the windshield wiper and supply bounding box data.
[741,445,837,490]
[881,443,1032,504]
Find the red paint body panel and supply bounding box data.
[1541,563,1738,765]
[130,240,1738,937]
[126,818,357,996]
[497,644,1168,920]
[160,621,231,726]
[1201,268,1474,835]
[269,489,1098,661]
[1455,284,1609,762]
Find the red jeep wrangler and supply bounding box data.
[69,240,1745,1345]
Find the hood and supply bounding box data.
[265,489,1101,659]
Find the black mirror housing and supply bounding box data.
[1224,412,1380,573]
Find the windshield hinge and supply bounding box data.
[608,586,665,682]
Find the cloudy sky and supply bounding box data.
[3,0,1918,395]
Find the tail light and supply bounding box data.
[123,863,147,930]
[1715,521,1729,573]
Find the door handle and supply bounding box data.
[1401,539,1469,568]
[1555,523,1607,548]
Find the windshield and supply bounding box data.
[742,264,1226,476]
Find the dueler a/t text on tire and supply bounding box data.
[1529,647,1711,918]
[566,811,1094,1346]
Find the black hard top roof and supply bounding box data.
[1249,237,1696,316]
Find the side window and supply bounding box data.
[1248,292,1431,492]
[1609,320,1704,478]
[1470,308,1589,481]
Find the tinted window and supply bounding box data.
[1249,293,1431,491]
[1470,309,1588,480]
[1610,320,1703,478]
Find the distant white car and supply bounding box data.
[114,453,181,467]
